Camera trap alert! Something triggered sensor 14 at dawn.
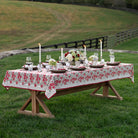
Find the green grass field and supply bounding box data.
[114,38,138,51]
[0,0,138,137]
[0,38,138,137]
[0,0,138,52]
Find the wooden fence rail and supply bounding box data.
[115,28,138,44]
[29,36,108,50]
[22,28,138,50]
[107,28,138,48]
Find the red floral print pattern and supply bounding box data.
[2,63,134,99]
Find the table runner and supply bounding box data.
[2,63,134,99]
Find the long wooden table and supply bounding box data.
[17,81,123,118]
[2,63,134,118]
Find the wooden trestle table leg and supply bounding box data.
[17,81,123,118]
[90,81,123,100]
[18,90,55,118]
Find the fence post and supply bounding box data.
[54,44,58,49]
[64,43,67,48]
[103,36,108,48]
[102,37,105,48]
[96,38,99,49]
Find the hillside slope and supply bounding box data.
[0,0,138,51]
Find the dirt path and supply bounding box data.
[0,48,137,60]
[18,4,71,47]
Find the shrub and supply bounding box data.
[132,0,138,9]
[126,0,138,9]
[18,0,138,9]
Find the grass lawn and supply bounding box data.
[113,37,138,51]
[0,0,138,51]
[0,42,138,137]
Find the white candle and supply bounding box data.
[100,40,102,61]
[61,48,63,60]
[84,45,86,58]
[38,43,41,63]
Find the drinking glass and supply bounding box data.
[109,49,114,55]
[28,64,33,71]
[59,56,61,61]
[109,49,115,63]
[46,55,51,62]
[101,59,105,64]
[110,55,115,63]
[26,57,31,62]
[26,57,32,65]
[94,53,98,57]
[93,53,98,65]
[46,55,49,60]
[56,63,62,69]
[66,62,71,71]
[46,65,50,72]
[49,55,51,59]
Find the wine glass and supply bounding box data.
[46,55,51,62]
[94,53,98,58]
[59,56,61,61]
[109,49,114,55]
[110,55,115,63]
[93,53,98,65]
[49,55,51,59]
[109,49,115,63]
[26,57,32,65]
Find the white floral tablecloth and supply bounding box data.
[2,63,134,99]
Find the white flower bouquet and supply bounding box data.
[64,49,84,62]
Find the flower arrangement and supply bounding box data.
[49,59,57,66]
[88,54,98,64]
[64,49,83,62]
[88,55,95,61]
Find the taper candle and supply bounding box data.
[38,43,41,63]
[61,48,63,60]
[84,45,86,58]
[99,40,102,61]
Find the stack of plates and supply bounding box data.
[106,62,120,66]
[23,65,38,70]
[50,69,67,73]
[89,64,104,68]
[70,66,86,71]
